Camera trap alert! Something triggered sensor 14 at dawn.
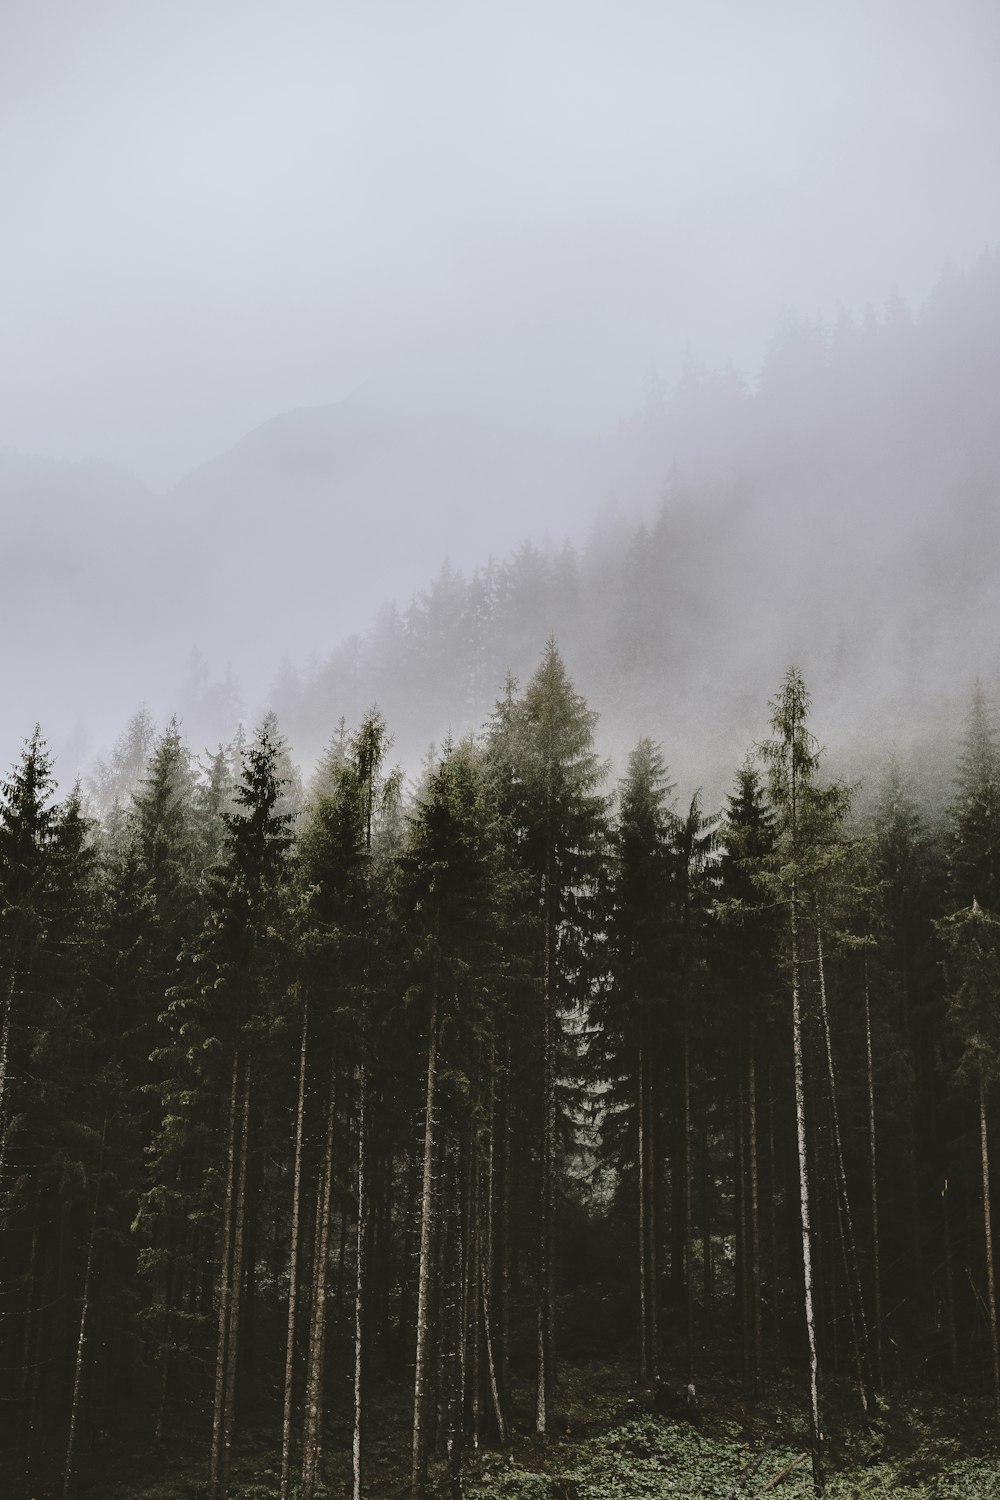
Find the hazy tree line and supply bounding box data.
[247,250,1000,789]
[3,642,1000,1498]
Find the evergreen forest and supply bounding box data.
[5,644,1000,1500]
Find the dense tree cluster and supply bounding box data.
[3,646,1000,1498]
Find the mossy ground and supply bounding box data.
[466,1360,1000,1500]
[93,1355,1000,1500]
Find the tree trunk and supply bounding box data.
[281,995,310,1500]
[353,1062,369,1500]
[942,1172,959,1379]
[748,1043,762,1398]
[209,1052,241,1500]
[302,1049,337,1500]
[862,957,883,1392]
[646,1032,659,1378]
[220,1054,253,1500]
[468,1132,482,1453]
[443,1135,464,1499]
[683,1018,694,1388]
[154,1217,177,1444]
[0,938,21,1197]
[767,1057,782,1368]
[638,1033,648,1381]
[61,1116,106,1500]
[481,1062,509,1445]
[815,915,873,1416]
[790,878,822,1495]
[498,1038,513,1409]
[536,840,556,1435]
[412,949,440,1500]
[979,1072,1000,1425]
[737,1058,749,1392]
[701,1106,713,1332]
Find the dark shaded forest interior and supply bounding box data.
[4,642,1000,1500]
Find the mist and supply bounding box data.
[3,0,1000,787]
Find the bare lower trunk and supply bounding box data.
[737,1059,749,1391]
[411,959,440,1500]
[791,883,822,1495]
[979,1073,1000,1425]
[353,1063,369,1500]
[209,1053,241,1500]
[749,1044,762,1397]
[220,1055,252,1500]
[154,1220,177,1444]
[21,1207,38,1405]
[498,1040,512,1409]
[468,1135,482,1452]
[0,940,21,1195]
[646,1039,659,1378]
[536,859,555,1435]
[815,916,873,1416]
[481,1077,508,1445]
[768,1059,781,1367]
[62,1116,106,1500]
[302,1050,337,1500]
[701,1108,713,1331]
[942,1175,959,1378]
[280,996,310,1500]
[683,1019,694,1387]
[638,1035,648,1381]
[862,958,883,1391]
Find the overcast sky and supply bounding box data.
[4,0,999,488]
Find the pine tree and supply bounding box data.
[404,739,508,1498]
[0,728,60,1197]
[160,715,295,1500]
[118,722,206,1441]
[488,641,608,1434]
[760,668,824,1495]
[950,682,1000,913]
[295,708,399,1500]
[670,790,718,1389]
[718,761,777,1395]
[600,738,675,1383]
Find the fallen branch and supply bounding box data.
[749,1451,809,1498]
[723,1447,771,1500]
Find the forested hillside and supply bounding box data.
[263,251,1000,798]
[4,252,1000,794]
[4,643,1000,1498]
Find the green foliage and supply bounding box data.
[937,898,1000,1084]
[950,682,1000,912]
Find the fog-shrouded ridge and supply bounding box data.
[265,253,1000,810]
[10,251,995,814]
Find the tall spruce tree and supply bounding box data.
[294,708,399,1500]
[718,761,777,1395]
[404,739,508,1499]
[600,738,675,1383]
[950,683,1000,913]
[157,715,295,1500]
[761,668,824,1495]
[488,640,608,1434]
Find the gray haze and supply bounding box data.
[2,1,1000,786]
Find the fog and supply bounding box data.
[2,0,1000,789]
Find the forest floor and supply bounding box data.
[95,1353,1000,1500]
